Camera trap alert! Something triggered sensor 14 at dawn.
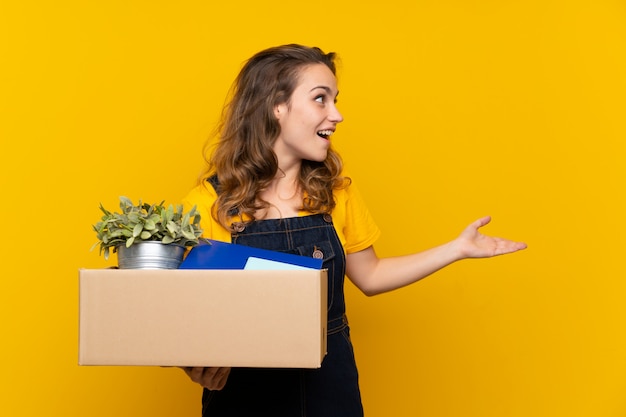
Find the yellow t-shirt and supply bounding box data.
[181,179,381,254]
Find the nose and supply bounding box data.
[328,104,344,123]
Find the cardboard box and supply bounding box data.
[78,268,327,368]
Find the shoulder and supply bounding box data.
[333,173,365,209]
[332,174,381,254]
[182,179,218,208]
[181,179,234,242]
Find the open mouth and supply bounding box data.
[317,130,333,139]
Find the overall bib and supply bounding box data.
[202,178,364,417]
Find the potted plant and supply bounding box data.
[92,196,204,269]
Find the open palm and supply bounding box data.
[456,216,527,258]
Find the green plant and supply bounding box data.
[92,196,204,260]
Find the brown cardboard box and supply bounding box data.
[78,268,327,368]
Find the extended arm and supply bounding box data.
[345,216,527,296]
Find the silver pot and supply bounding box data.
[117,241,186,269]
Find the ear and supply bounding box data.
[274,103,285,120]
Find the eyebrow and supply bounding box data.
[310,86,340,97]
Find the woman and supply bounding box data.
[181,44,526,416]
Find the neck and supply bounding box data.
[256,165,302,219]
[269,169,300,200]
[272,157,301,191]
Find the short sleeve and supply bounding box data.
[181,181,232,243]
[332,181,381,254]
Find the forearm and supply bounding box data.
[346,241,464,296]
[346,217,526,297]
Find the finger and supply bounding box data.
[213,367,231,391]
[462,216,491,236]
[473,215,491,229]
[201,367,231,391]
[185,367,207,384]
[494,238,527,255]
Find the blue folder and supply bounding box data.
[179,239,323,270]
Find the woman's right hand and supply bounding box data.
[180,367,231,390]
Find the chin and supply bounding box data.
[313,152,329,162]
[305,154,328,163]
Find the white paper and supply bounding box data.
[243,257,315,271]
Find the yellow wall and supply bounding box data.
[2,1,625,416]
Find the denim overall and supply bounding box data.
[202,177,364,417]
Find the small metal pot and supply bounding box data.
[117,241,186,269]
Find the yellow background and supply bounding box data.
[2,1,625,416]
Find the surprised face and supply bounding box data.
[273,64,343,166]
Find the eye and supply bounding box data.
[315,95,325,103]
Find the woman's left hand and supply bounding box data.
[455,216,527,259]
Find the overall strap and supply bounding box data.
[207,174,220,194]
